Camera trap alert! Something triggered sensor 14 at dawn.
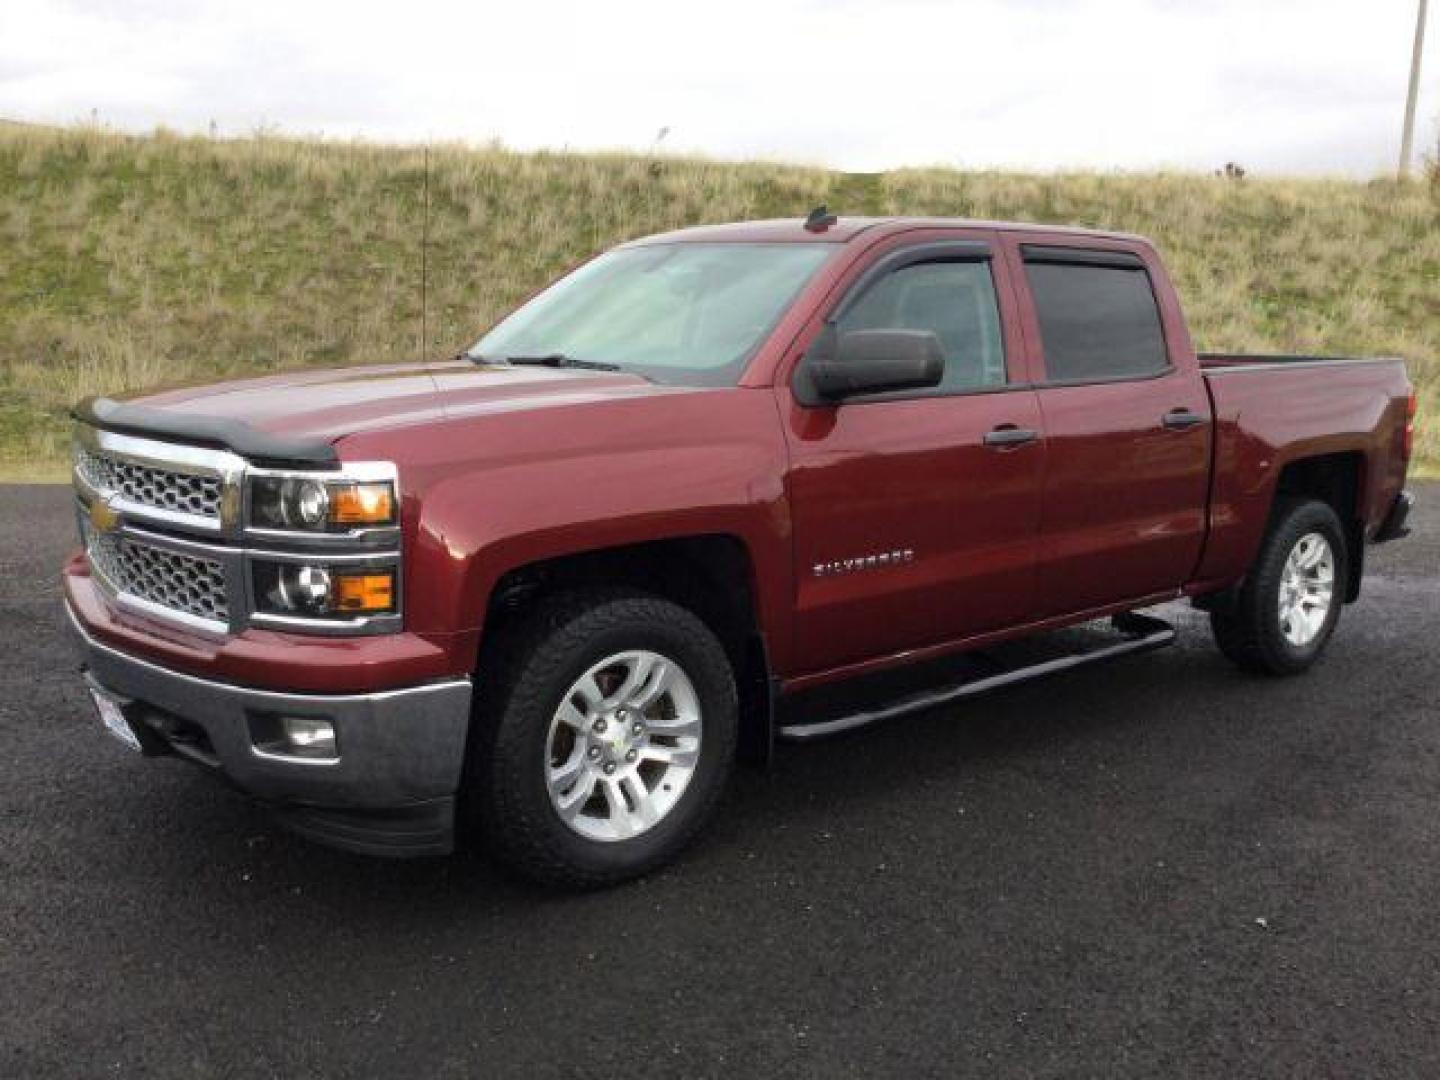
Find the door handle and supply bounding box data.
[1162,408,1206,431]
[983,425,1039,449]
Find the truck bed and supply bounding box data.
[1191,351,1412,593]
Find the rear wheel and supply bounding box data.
[468,589,737,888]
[1211,497,1347,675]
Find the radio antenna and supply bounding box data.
[804,204,837,232]
[420,144,429,360]
[420,143,430,357]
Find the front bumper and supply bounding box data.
[66,602,473,857]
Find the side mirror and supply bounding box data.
[795,326,945,405]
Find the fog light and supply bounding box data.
[281,716,337,757]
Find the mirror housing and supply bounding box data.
[795,326,945,405]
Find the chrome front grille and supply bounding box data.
[75,446,223,520]
[73,424,401,637]
[85,524,230,625]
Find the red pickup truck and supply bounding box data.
[64,213,1416,886]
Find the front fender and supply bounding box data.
[342,387,796,672]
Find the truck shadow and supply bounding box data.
[157,611,1260,918]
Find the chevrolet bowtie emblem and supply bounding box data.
[89,495,122,534]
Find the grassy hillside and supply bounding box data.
[2,124,1436,480]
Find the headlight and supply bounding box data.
[249,476,396,532]
[245,464,401,630]
[253,562,397,619]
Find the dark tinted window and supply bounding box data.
[1025,261,1168,381]
[838,260,1005,391]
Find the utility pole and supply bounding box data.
[1399,0,1429,177]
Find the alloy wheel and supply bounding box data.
[544,650,703,842]
[1277,531,1335,647]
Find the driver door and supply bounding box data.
[779,231,1046,676]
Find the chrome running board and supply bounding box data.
[777,612,1176,743]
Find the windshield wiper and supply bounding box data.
[472,352,621,372]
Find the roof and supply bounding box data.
[625,216,1149,247]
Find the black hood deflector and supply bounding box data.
[73,396,339,469]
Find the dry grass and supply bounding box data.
[1,124,1435,473]
[881,168,1439,467]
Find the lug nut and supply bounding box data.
[593,718,607,734]
[604,762,617,775]
[631,722,644,736]
[625,749,637,763]
[588,747,601,760]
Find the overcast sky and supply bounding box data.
[2,0,1436,175]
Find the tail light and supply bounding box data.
[1403,391,1417,462]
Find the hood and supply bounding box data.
[108,359,677,447]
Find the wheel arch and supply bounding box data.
[1194,447,1367,615]
[476,533,776,764]
[1272,450,1366,602]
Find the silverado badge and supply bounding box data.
[812,548,915,578]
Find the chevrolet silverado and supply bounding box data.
[64,213,1416,886]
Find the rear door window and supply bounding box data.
[1024,258,1168,382]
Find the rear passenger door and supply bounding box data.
[1009,242,1211,616]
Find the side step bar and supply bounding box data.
[777,612,1177,743]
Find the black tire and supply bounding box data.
[1210,497,1348,676]
[466,588,737,888]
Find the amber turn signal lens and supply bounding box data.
[334,571,396,613]
[330,483,395,525]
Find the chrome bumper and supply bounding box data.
[65,602,473,857]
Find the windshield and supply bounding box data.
[471,242,833,386]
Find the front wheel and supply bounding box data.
[468,590,737,888]
[1211,497,1348,675]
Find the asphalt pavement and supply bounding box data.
[2,482,1438,1078]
